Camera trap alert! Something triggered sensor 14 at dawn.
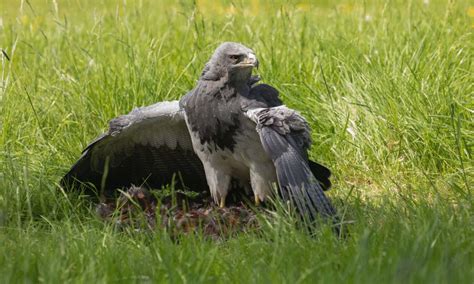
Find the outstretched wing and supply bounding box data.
[246,106,336,221]
[61,101,208,197]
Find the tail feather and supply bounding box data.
[308,160,332,191]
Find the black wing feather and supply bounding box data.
[60,101,208,197]
[260,127,336,220]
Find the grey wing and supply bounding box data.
[244,84,331,190]
[61,101,208,197]
[246,107,336,221]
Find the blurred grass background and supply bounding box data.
[0,0,473,283]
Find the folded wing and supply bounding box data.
[246,106,337,221]
[61,101,208,197]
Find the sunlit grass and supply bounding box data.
[0,0,473,283]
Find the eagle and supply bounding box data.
[61,42,337,223]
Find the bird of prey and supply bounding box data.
[61,42,336,222]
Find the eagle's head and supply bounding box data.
[201,42,258,83]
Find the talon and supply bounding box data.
[219,197,226,208]
[254,195,261,206]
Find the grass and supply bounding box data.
[1,0,473,282]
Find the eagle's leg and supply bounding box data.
[203,161,232,207]
[254,195,261,206]
[250,163,277,206]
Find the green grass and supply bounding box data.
[1,0,473,282]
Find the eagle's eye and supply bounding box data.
[229,54,240,61]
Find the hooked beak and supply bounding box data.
[237,53,259,68]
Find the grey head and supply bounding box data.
[200,42,258,84]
